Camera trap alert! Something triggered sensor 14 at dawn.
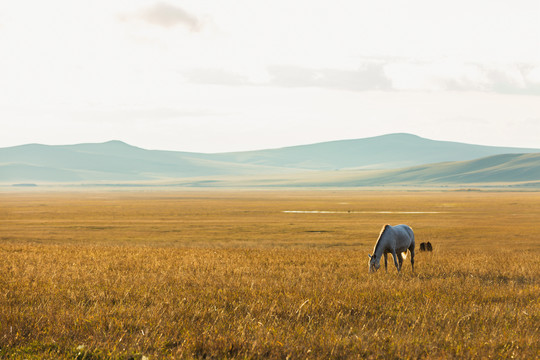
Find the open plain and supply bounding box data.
[1,190,539,359]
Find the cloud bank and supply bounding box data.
[386,62,540,95]
[125,2,202,31]
[185,61,540,95]
[267,64,392,92]
[184,68,250,86]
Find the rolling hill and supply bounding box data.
[1,134,540,187]
[312,152,540,187]
[164,153,540,188]
[199,133,540,170]
[0,140,301,183]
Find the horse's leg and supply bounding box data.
[397,252,403,270]
[409,246,415,272]
[384,253,388,272]
[391,251,400,272]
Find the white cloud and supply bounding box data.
[184,61,540,96]
[267,64,392,92]
[443,64,540,95]
[121,2,202,31]
[184,68,250,86]
[183,64,393,91]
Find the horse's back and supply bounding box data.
[393,224,414,237]
[391,224,414,249]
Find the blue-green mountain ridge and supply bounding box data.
[1,133,539,187]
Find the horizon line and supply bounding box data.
[2,132,539,154]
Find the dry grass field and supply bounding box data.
[1,190,539,359]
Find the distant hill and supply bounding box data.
[169,153,540,188]
[199,133,540,170]
[1,134,540,186]
[316,152,540,187]
[0,140,299,183]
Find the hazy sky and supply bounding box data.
[1,0,540,152]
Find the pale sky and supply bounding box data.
[1,0,540,152]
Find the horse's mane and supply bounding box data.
[378,224,390,238]
[373,224,390,255]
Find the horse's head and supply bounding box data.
[368,254,380,273]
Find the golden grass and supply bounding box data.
[1,190,539,359]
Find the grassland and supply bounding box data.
[1,190,539,359]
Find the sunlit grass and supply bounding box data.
[1,190,539,358]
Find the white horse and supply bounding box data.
[368,224,415,273]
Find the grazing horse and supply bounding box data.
[368,224,415,273]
